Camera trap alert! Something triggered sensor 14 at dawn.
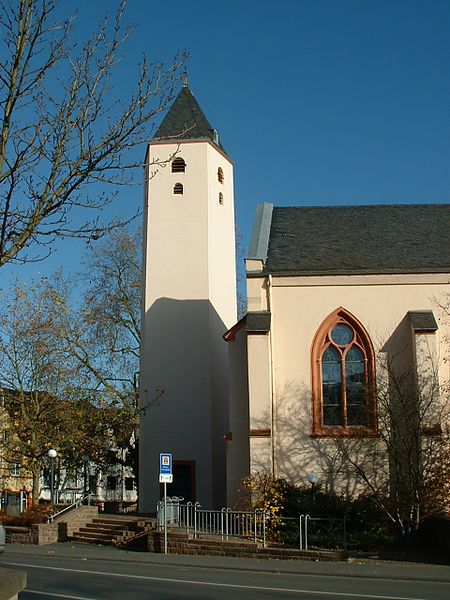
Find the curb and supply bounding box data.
[3,544,450,584]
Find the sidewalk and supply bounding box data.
[2,541,450,584]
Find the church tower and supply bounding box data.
[139,84,237,511]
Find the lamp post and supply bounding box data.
[307,473,319,513]
[48,449,57,504]
[307,473,319,486]
[82,455,90,495]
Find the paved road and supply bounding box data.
[2,543,450,600]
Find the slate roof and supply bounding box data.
[153,85,227,154]
[259,204,450,276]
[223,311,271,341]
[408,310,438,332]
[246,311,271,333]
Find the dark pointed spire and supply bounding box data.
[153,85,226,155]
[182,50,189,88]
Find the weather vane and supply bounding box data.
[182,50,190,87]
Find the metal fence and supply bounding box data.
[156,498,348,550]
[156,498,267,546]
[276,514,348,550]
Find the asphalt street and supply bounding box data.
[1,542,450,600]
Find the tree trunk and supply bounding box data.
[31,463,41,507]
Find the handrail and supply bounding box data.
[47,492,93,523]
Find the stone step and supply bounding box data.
[70,533,115,545]
[84,522,128,531]
[92,518,135,527]
[69,514,153,546]
[73,530,116,540]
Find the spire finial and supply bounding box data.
[182,50,190,87]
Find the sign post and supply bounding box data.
[159,453,173,555]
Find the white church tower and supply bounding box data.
[139,83,237,511]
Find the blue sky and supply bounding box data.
[3,0,449,286]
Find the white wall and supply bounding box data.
[140,140,237,512]
[242,272,449,494]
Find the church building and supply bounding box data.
[225,203,449,505]
[140,84,450,512]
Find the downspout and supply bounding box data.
[268,274,276,477]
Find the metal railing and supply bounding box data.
[277,514,348,550]
[156,499,348,550]
[156,498,267,547]
[47,492,93,523]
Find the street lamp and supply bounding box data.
[82,455,90,495]
[307,473,320,486]
[307,473,320,513]
[48,449,57,504]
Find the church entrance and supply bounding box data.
[162,461,196,503]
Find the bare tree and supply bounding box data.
[0,0,182,267]
[332,347,449,541]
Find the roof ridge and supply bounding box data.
[273,203,450,210]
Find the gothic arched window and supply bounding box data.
[172,157,186,173]
[311,308,376,436]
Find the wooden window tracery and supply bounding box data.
[311,308,376,436]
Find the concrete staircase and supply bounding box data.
[70,515,154,546]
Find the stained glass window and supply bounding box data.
[314,312,375,434]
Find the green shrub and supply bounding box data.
[241,473,394,550]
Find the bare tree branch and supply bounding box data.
[0,0,183,266]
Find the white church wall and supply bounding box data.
[244,272,449,494]
[226,327,251,507]
[140,138,236,512]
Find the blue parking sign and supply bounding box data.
[159,453,173,482]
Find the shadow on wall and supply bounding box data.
[140,296,230,508]
[142,296,229,408]
[249,380,387,498]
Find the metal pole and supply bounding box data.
[50,457,55,504]
[164,482,168,554]
[263,511,266,548]
[299,515,302,550]
[305,515,310,550]
[343,515,347,551]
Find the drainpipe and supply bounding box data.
[268,274,276,478]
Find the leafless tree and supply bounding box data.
[332,346,449,541]
[0,0,182,267]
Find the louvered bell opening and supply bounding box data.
[172,157,186,173]
[219,192,224,205]
[173,183,184,195]
[218,167,224,184]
